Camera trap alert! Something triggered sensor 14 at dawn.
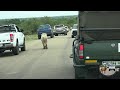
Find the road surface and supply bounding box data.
[0,32,75,79]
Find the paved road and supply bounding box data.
[0,32,75,79]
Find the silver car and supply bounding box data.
[54,25,67,36]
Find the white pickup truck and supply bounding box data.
[0,24,26,55]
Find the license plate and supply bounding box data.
[109,66,115,69]
[0,44,3,47]
[102,61,120,66]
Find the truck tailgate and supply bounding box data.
[84,41,120,60]
[0,33,11,43]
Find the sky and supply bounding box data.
[0,11,78,19]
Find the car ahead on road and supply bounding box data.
[72,11,120,79]
[54,25,67,36]
[0,24,26,55]
[71,24,78,38]
[37,24,54,39]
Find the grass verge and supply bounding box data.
[25,34,38,42]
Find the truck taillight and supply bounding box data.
[10,34,14,42]
[79,44,84,59]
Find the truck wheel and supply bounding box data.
[12,41,19,55]
[0,51,2,54]
[0,50,5,53]
[75,67,85,79]
[75,71,79,79]
[38,35,41,39]
[21,39,26,51]
[75,69,85,79]
[75,67,79,79]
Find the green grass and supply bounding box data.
[25,34,38,41]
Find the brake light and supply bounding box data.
[79,44,84,59]
[10,34,14,42]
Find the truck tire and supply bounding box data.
[0,51,2,54]
[75,70,79,79]
[21,39,26,51]
[38,35,41,39]
[75,68,85,79]
[12,41,19,55]
[0,50,5,53]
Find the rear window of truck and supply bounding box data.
[0,26,16,33]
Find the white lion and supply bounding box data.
[41,33,48,49]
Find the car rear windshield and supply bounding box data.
[39,25,50,29]
[80,11,120,41]
[72,24,78,29]
[55,26,63,28]
[0,26,16,33]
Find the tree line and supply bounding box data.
[0,16,77,35]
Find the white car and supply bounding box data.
[53,25,67,36]
[0,24,26,55]
[71,24,78,38]
[54,24,64,30]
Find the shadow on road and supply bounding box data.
[0,51,23,58]
[0,51,14,57]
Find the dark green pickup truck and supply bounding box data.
[72,11,120,79]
